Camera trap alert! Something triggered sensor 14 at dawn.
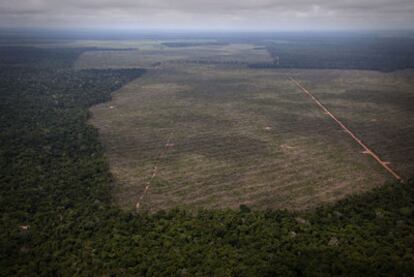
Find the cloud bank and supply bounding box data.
[0,0,413,30]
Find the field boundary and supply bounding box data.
[288,76,404,183]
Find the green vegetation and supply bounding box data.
[252,37,414,71]
[1,45,414,276]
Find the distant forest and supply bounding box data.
[1,45,414,275]
[250,37,414,71]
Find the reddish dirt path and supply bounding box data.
[134,67,173,211]
[135,91,184,211]
[135,134,175,210]
[289,76,404,183]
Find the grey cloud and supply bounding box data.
[0,0,413,30]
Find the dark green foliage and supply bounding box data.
[0,47,87,69]
[0,46,137,69]
[250,37,414,72]
[1,46,414,276]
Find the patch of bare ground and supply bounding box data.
[88,64,413,212]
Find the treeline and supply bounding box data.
[0,46,137,69]
[0,46,87,68]
[1,46,414,276]
[250,37,414,72]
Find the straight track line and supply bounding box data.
[288,76,404,183]
[134,66,177,211]
[135,133,174,210]
[135,87,184,211]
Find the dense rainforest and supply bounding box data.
[0,46,414,276]
[250,37,414,72]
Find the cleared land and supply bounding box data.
[75,43,272,69]
[291,70,414,179]
[289,76,403,182]
[82,41,413,212]
[92,68,409,211]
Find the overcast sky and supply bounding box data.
[1,0,413,31]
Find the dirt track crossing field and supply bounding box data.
[289,76,404,182]
[289,70,414,181]
[135,109,185,210]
